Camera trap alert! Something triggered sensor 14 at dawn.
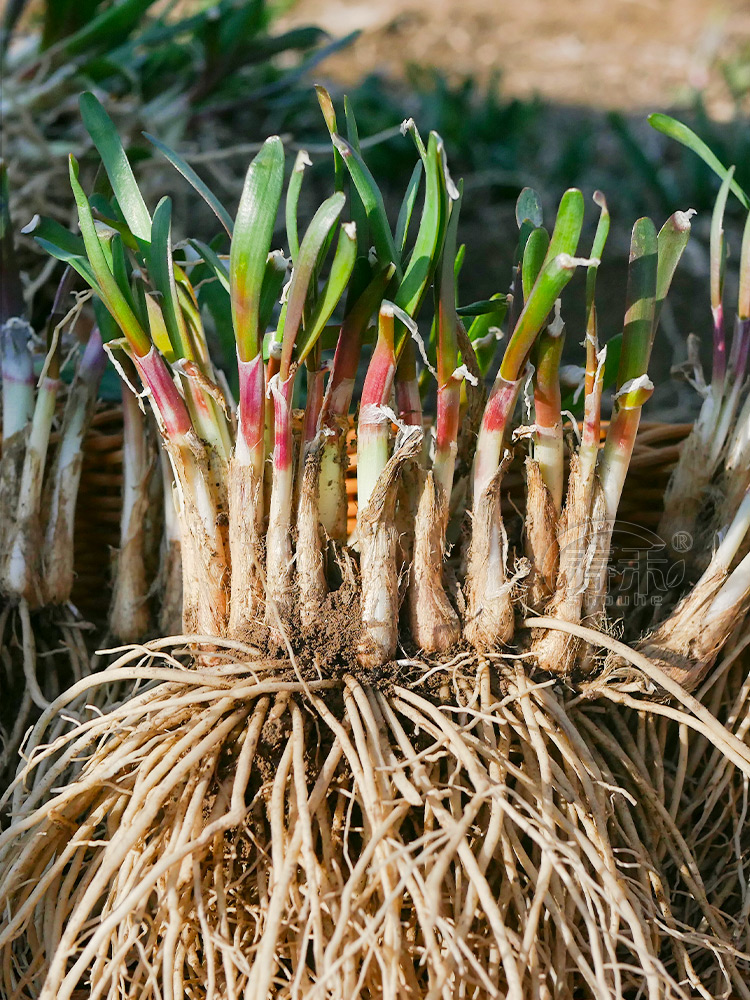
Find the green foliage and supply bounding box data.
[6,0,343,117]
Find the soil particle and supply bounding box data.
[299,582,362,671]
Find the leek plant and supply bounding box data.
[658,161,750,560]
[33,93,750,688]
[0,162,105,784]
[7,99,750,1000]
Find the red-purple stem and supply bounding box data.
[236,352,266,466]
[135,347,192,440]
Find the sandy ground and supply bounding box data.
[281,0,750,117]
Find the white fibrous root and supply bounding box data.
[1,641,746,999]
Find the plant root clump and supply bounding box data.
[0,600,91,796]
[3,636,749,999]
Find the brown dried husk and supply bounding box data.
[636,568,748,691]
[164,435,228,637]
[531,456,605,675]
[523,457,559,610]
[297,443,328,627]
[227,458,265,638]
[407,470,460,652]
[2,635,750,999]
[68,416,688,628]
[658,427,715,561]
[357,428,422,668]
[464,453,517,648]
[0,431,28,588]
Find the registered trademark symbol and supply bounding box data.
[671,531,692,553]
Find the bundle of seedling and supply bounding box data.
[0,158,111,789]
[3,95,750,998]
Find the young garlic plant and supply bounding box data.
[33,94,750,700]
[0,162,105,783]
[659,166,750,560]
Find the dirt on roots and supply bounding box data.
[1,631,750,999]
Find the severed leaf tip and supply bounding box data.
[672,208,697,231]
[331,134,350,157]
[20,214,40,235]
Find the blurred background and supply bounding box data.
[3,0,750,415]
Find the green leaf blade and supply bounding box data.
[393,131,450,327]
[648,113,749,209]
[618,216,658,388]
[145,132,234,235]
[279,190,346,377]
[333,134,398,271]
[230,135,285,361]
[68,155,151,356]
[80,92,152,244]
[521,227,550,302]
[149,196,193,360]
[297,221,357,364]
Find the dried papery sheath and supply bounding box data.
[532,458,606,673]
[408,185,463,651]
[466,370,526,650]
[393,339,422,561]
[157,443,183,636]
[228,353,266,635]
[1,332,60,605]
[524,457,559,610]
[358,426,423,667]
[108,375,153,641]
[163,431,229,636]
[297,438,328,627]
[42,328,107,605]
[638,488,750,689]
[408,470,460,651]
[464,451,519,648]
